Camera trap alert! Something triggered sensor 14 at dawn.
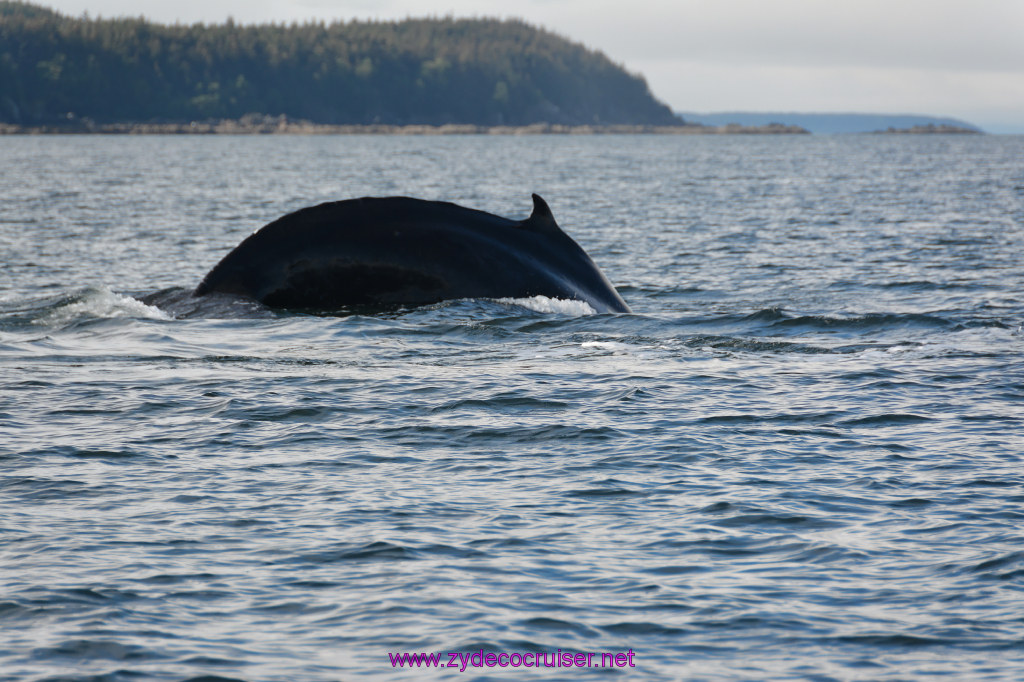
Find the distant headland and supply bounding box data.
[871,123,981,134]
[679,112,984,134]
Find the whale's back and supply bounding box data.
[195,195,631,313]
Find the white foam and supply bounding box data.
[37,287,171,325]
[580,340,630,351]
[495,295,596,316]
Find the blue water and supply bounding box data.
[1,134,1023,681]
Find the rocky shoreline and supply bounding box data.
[0,115,809,135]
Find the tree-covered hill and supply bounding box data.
[0,1,681,126]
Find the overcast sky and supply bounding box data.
[40,0,1024,132]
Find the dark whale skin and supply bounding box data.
[194,194,631,313]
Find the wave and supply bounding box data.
[768,312,953,332]
[137,290,598,319]
[728,308,955,333]
[495,295,596,316]
[32,286,170,327]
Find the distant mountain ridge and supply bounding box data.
[679,112,983,134]
[0,1,680,126]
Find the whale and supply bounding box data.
[193,194,631,313]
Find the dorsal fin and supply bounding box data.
[521,193,561,234]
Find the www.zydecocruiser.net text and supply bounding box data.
[389,649,637,671]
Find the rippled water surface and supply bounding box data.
[2,134,1023,681]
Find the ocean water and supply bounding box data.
[1,133,1023,681]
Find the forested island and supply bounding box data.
[0,1,682,128]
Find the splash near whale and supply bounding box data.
[194,194,631,314]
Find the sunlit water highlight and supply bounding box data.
[1,134,1023,681]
